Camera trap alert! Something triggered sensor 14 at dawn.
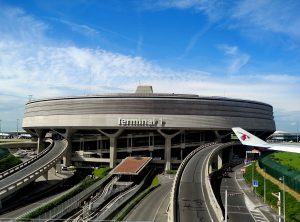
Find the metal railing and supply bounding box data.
[168,142,217,222]
[28,174,113,221]
[0,140,53,180]
[0,140,66,201]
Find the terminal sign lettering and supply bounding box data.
[118,117,165,127]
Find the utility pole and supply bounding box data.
[297,121,299,143]
[280,176,285,222]
[225,189,228,222]
[16,119,19,138]
[252,162,254,190]
[272,192,281,222]
[264,168,266,203]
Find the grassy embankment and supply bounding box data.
[270,152,300,172]
[18,167,110,221]
[244,162,300,221]
[113,175,161,221]
[0,147,22,172]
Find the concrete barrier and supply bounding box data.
[0,140,68,202]
[0,141,53,180]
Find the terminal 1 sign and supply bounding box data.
[118,117,165,127]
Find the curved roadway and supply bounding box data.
[0,140,67,201]
[177,144,220,222]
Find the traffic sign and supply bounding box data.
[253,180,259,187]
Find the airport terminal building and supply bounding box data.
[22,86,276,170]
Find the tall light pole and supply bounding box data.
[264,168,266,203]
[279,176,285,222]
[272,192,281,222]
[16,119,19,138]
[225,189,228,222]
[297,121,299,143]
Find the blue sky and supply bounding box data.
[0,0,300,132]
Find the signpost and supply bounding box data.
[253,180,259,187]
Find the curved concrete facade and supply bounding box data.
[22,86,275,170]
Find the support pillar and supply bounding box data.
[158,129,182,171]
[63,137,72,167]
[109,137,117,168]
[42,171,48,180]
[209,164,212,174]
[37,137,45,153]
[98,129,123,168]
[217,152,223,170]
[164,137,172,171]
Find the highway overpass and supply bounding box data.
[0,140,68,207]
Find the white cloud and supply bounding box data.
[146,0,300,40]
[232,0,300,38]
[0,4,300,132]
[217,44,250,74]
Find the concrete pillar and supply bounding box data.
[37,137,45,153]
[217,152,222,170]
[63,137,72,167]
[158,129,182,171]
[164,137,172,171]
[209,164,212,174]
[98,129,123,168]
[109,137,117,168]
[42,171,48,180]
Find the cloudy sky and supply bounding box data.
[0,0,300,132]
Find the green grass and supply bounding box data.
[270,152,300,172]
[93,167,111,178]
[245,163,300,222]
[151,175,159,186]
[0,148,22,172]
[166,169,177,174]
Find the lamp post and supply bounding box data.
[264,168,266,203]
[297,121,299,143]
[272,192,281,222]
[279,176,285,222]
[16,119,19,138]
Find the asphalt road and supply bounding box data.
[0,140,66,198]
[125,174,173,222]
[220,166,256,222]
[177,144,219,222]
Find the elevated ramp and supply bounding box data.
[0,140,68,203]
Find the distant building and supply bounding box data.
[267,131,299,143]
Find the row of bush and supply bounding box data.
[244,163,300,222]
[0,147,10,159]
[19,167,111,221]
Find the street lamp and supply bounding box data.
[297,121,299,143]
[279,176,285,222]
[16,119,19,138]
[272,192,281,222]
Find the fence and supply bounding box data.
[259,155,300,193]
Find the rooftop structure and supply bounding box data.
[111,156,152,175]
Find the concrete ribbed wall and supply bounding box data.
[23,94,275,132]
